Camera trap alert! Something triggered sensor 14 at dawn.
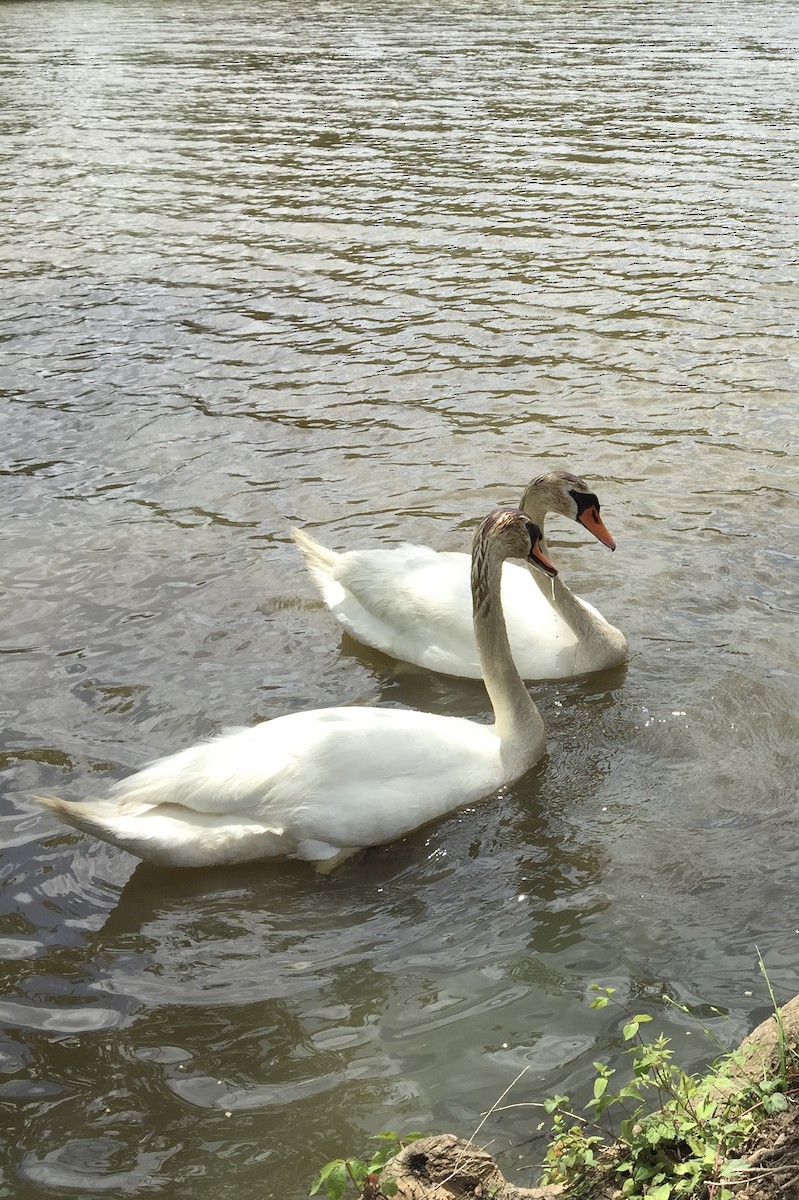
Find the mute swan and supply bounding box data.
[34,510,556,871]
[292,471,627,680]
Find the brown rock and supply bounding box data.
[379,1134,562,1200]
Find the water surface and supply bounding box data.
[2,1,799,1197]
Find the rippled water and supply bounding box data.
[2,1,799,1196]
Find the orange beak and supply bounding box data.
[529,538,558,578]
[577,507,616,551]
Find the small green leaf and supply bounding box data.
[720,1158,750,1178]
[591,996,609,1009]
[325,1162,350,1200]
[593,1077,608,1101]
[623,1020,639,1040]
[310,1160,343,1197]
[619,1118,636,1144]
[351,1160,371,1185]
[382,1181,398,1197]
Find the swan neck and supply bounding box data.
[537,570,603,640]
[531,565,625,677]
[472,546,543,763]
[519,489,550,531]
[521,483,626,661]
[519,482,582,622]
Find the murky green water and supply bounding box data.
[2,1,798,1196]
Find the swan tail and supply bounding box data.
[33,793,156,852]
[34,793,84,826]
[33,794,289,868]
[290,527,345,607]
[35,793,153,824]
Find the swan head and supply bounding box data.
[473,509,559,578]
[520,471,617,551]
[472,510,557,621]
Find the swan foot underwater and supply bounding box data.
[34,510,559,872]
[291,470,627,680]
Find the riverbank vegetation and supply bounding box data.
[310,970,799,1200]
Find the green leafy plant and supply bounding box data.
[539,978,798,1200]
[309,1131,424,1200]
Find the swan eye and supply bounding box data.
[524,520,545,555]
[568,489,599,516]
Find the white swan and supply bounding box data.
[34,510,556,871]
[292,471,627,680]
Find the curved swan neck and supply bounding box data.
[534,568,626,667]
[521,484,621,654]
[471,536,544,765]
[518,488,550,533]
[520,488,592,637]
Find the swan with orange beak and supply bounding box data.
[292,470,627,680]
[34,512,561,870]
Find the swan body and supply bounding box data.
[35,510,555,870]
[292,471,627,680]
